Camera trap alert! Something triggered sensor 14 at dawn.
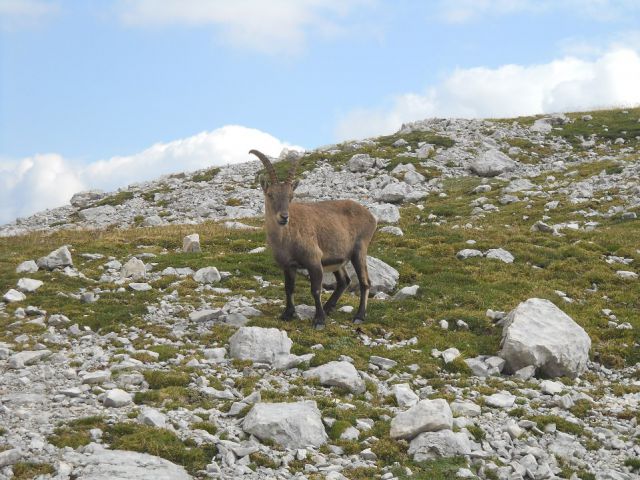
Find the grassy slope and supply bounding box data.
[1,107,639,478]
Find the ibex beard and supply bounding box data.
[250,149,377,330]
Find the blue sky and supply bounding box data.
[1,0,640,223]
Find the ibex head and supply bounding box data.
[249,149,300,226]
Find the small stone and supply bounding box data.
[16,260,38,274]
[3,289,26,303]
[121,258,146,280]
[129,282,152,291]
[183,233,201,252]
[390,399,453,440]
[456,249,483,260]
[514,365,536,380]
[194,267,221,283]
[340,426,359,441]
[450,400,481,418]
[484,248,514,263]
[303,361,365,394]
[441,348,461,364]
[370,355,397,370]
[616,270,638,280]
[82,370,111,384]
[393,285,419,300]
[392,383,419,408]
[485,392,516,409]
[138,408,167,428]
[37,246,73,270]
[540,380,564,395]
[103,389,133,407]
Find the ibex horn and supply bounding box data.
[249,149,278,183]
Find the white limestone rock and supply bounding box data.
[242,401,327,448]
[64,448,190,480]
[70,189,105,207]
[390,399,453,440]
[121,258,146,280]
[392,383,419,408]
[229,327,292,364]
[377,182,413,203]
[182,233,201,253]
[193,267,221,284]
[393,285,419,300]
[16,278,43,292]
[456,249,483,260]
[103,389,133,407]
[379,226,403,236]
[138,408,167,428]
[469,149,516,177]
[8,350,51,369]
[303,361,365,394]
[347,153,375,172]
[3,289,26,303]
[408,430,471,461]
[500,298,591,378]
[37,246,73,270]
[16,260,38,274]
[485,392,516,409]
[369,203,401,224]
[450,400,481,418]
[485,248,514,263]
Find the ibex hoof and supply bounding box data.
[313,323,326,331]
[280,310,295,321]
[353,318,364,325]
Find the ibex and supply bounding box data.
[249,149,377,330]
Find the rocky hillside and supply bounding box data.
[0,108,639,480]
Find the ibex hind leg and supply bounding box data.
[351,246,370,324]
[280,267,296,321]
[323,266,351,315]
[308,265,326,330]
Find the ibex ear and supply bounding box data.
[291,179,300,190]
[259,174,269,192]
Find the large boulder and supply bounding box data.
[323,256,398,295]
[64,447,190,480]
[347,153,375,172]
[369,203,401,224]
[78,205,117,223]
[37,246,73,270]
[408,430,471,461]
[70,189,105,208]
[500,298,591,378]
[242,401,327,448]
[229,327,292,364]
[377,182,413,203]
[390,399,453,440]
[470,149,516,177]
[303,361,365,394]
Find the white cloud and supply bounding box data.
[0,125,301,224]
[0,0,58,29]
[436,0,640,23]
[116,0,371,55]
[335,48,640,140]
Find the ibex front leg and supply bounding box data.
[280,266,296,321]
[308,264,326,330]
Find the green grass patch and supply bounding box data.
[105,423,216,475]
[143,370,191,389]
[12,462,56,479]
